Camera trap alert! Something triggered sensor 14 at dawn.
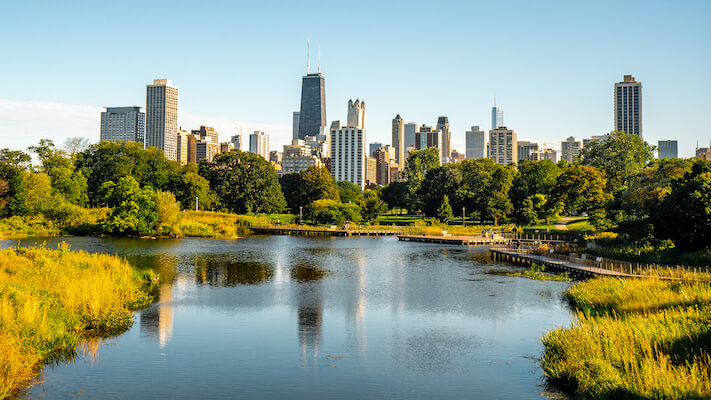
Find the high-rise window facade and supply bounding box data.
[614,75,642,138]
[100,106,145,145]
[488,127,517,165]
[145,79,178,160]
[392,114,404,170]
[465,126,485,159]
[298,73,326,139]
[658,140,678,159]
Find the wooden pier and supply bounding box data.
[398,234,509,245]
[490,247,655,278]
[250,227,398,237]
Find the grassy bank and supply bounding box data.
[0,244,154,398]
[542,277,711,399]
[487,263,572,281]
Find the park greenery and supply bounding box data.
[0,131,710,255]
[543,276,711,399]
[0,244,155,398]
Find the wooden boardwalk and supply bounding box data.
[490,247,656,278]
[398,234,509,245]
[250,227,398,237]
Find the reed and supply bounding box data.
[542,277,711,399]
[0,244,152,398]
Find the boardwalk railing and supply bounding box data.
[491,244,710,279]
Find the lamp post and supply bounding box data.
[299,206,303,226]
[462,207,466,227]
[195,196,199,212]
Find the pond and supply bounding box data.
[2,236,572,399]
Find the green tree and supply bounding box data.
[458,158,514,225]
[654,161,711,250]
[417,165,461,217]
[403,148,440,213]
[437,195,454,224]
[359,189,387,222]
[306,199,361,225]
[172,171,215,210]
[0,149,32,216]
[199,150,285,213]
[29,139,88,206]
[579,131,655,192]
[152,190,181,236]
[280,166,339,212]
[510,159,561,220]
[335,180,363,204]
[380,181,408,214]
[101,176,158,236]
[550,165,611,228]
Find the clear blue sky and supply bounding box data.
[1,0,709,156]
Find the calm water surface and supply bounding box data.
[2,236,573,399]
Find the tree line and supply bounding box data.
[1,132,710,251]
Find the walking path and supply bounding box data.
[554,217,575,231]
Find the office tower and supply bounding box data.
[369,142,383,158]
[331,125,365,189]
[658,140,678,159]
[536,148,557,163]
[249,131,269,159]
[145,79,178,160]
[282,140,323,174]
[417,125,442,162]
[269,150,282,164]
[297,68,326,139]
[492,105,504,130]
[488,127,517,165]
[365,156,377,187]
[220,142,233,153]
[375,146,396,186]
[304,135,330,158]
[392,114,404,169]
[175,129,190,165]
[191,126,219,143]
[436,116,451,162]
[450,149,465,163]
[465,125,486,159]
[517,141,539,162]
[561,136,582,163]
[697,147,711,161]
[100,106,145,145]
[195,139,220,163]
[292,112,301,140]
[583,134,609,148]
[404,122,419,155]
[230,134,242,151]
[614,75,642,138]
[347,99,366,129]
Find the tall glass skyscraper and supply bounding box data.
[298,73,326,140]
[100,106,145,145]
[491,106,503,130]
[436,116,450,162]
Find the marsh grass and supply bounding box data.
[542,277,711,399]
[486,263,572,281]
[0,244,153,398]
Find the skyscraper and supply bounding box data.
[100,106,145,145]
[392,114,404,170]
[436,116,451,162]
[331,100,366,189]
[488,127,517,165]
[404,122,419,155]
[369,143,383,158]
[230,134,242,151]
[249,131,269,159]
[347,99,366,129]
[561,137,582,163]
[145,79,178,160]
[615,75,642,138]
[297,59,326,140]
[418,125,443,163]
[292,112,301,140]
[492,104,504,130]
[658,140,678,159]
[465,125,485,159]
[517,141,539,162]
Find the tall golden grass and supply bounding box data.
[543,277,711,399]
[0,244,152,398]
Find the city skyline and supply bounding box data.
[1,1,710,157]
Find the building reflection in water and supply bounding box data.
[194,256,274,286]
[292,263,327,367]
[139,281,174,349]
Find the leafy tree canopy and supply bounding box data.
[579,131,655,192]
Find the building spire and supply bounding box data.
[494,95,496,107]
[318,44,321,73]
[306,38,310,74]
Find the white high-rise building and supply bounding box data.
[614,75,642,138]
[100,106,145,145]
[392,114,404,170]
[249,131,269,159]
[145,79,178,160]
[488,127,517,165]
[347,99,366,129]
[561,136,582,163]
[465,125,485,159]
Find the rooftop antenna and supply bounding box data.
[318,44,321,73]
[494,95,497,108]
[306,38,310,74]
